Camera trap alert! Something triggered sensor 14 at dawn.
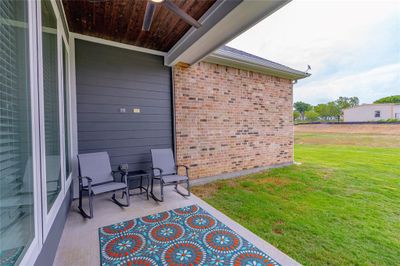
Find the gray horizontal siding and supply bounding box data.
[76,40,173,171]
[77,95,171,107]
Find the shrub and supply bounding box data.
[376,118,400,123]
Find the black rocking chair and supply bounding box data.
[150,148,190,202]
[77,152,129,218]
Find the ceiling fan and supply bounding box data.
[142,0,202,31]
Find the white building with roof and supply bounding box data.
[343,104,400,122]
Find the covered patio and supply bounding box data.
[0,0,309,265]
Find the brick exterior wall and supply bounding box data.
[173,61,294,180]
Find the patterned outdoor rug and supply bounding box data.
[99,205,280,266]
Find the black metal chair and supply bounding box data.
[77,152,129,218]
[150,148,190,202]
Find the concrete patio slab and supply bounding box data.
[53,187,300,266]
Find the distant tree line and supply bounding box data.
[374,95,400,104]
[293,96,359,122]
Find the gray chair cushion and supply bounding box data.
[161,174,188,183]
[90,182,127,195]
[78,152,114,186]
[151,149,176,176]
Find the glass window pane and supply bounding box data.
[62,42,71,179]
[41,0,61,212]
[0,0,35,264]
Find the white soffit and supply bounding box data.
[165,0,291,66]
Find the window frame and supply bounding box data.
[3,1,73,264]
[62,34,73,189]
[37,0,71,240]
[374,110,381,118]
[0,0,43,264]
[16,1,43,264]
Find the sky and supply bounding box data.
[227,0,400,105]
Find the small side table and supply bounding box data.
[124,170,150,200]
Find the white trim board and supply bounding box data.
[70,33,167,57]
[69,36,80,199]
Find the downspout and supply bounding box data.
[170,67,177,162]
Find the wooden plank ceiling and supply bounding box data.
[62,0,216,52]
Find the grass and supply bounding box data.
[192,132,400,265]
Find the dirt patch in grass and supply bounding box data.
[272,220,285,235]
[191,182,222,198]
[295,132,400,148]
[295,124,400,135]
[192,176,293,198]
[192,179,238,198]
[320,168,334,179]
[255,177,291,186]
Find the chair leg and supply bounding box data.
[160,182,164,202]
[146,175,150,200]
[78,190,93,219]
[89,192,93,218]
[78,188,82,209]
[112,190,130,207]
[125,187,130,206]
[175,180,191,198]
[150,178,164,202]
[150,176,154,194]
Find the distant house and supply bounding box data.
[343,104,400,122]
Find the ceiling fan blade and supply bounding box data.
[142,2,156,31]
[163,1,201,28]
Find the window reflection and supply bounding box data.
[0,1,35,264]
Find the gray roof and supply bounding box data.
[205,45,310,80]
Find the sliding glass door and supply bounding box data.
[0,1,35,264]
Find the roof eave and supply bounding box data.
[165,0,292,66]
[204,53,311,80]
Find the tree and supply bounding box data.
[334,96,359,121]
[328,101,341,121]
[294,101,312,120]
[293,111,300,120]
[314,104,330,120]
[349,96,359,107]
[335,96,359,110]
[305,110,319,121]
[374,95,400,104]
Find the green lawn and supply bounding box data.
[192,132,400,265]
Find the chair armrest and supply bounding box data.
[78,176,93,192]
[78,176,92,183]
[176,165,189,177]
[151,167,163,178]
